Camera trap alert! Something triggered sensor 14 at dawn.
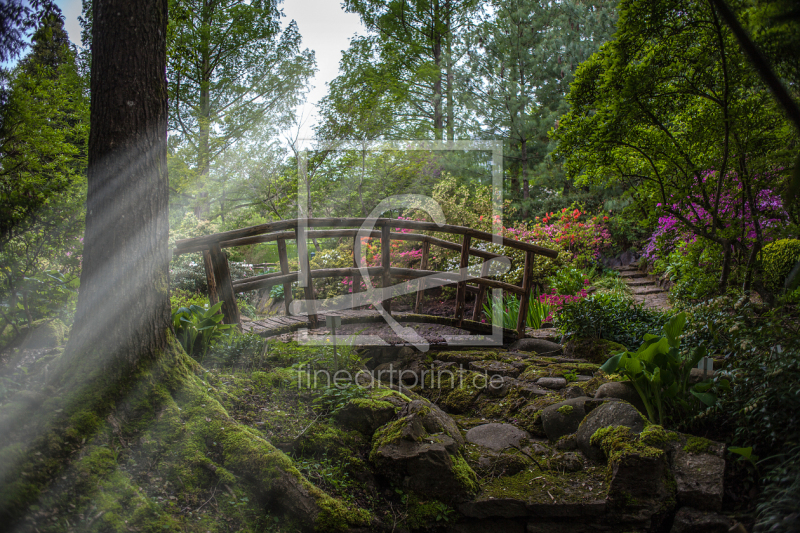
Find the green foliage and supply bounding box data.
[483,291,551,330]
[167,0,314,216]
[556,293,671,348]
[547,267,587,296]
[755,447,800,533]
[312,385,368,416]
[600,313,724,425]
[0,13,88,333]
[205,332,266,367]
[171,302,236,361]
[760,239,800,293]
[169,289,208,311]
[309,242,355,301]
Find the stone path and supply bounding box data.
[615,265,671,310]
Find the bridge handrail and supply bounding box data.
[173,217,558,339]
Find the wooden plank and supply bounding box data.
[455,234,472,326]
[175,217,559,258]
[414,239,430,314]
[209,244,240,327]
[232,267,384,293]
[390,268,524,294]
[202,249,219,306]
[472,258,492,321]
[277,238,292,316]
[516,251,534,339]
[381,225,391,315]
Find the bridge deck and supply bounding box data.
[241,309,521,345]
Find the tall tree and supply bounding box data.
[63,0,170,371]
[464,0,617,216]
[167,0,314,218]
[555,0,795,290]
[344,0,478,140]
[0,9,88,336]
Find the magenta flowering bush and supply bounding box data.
[643,170,787,263]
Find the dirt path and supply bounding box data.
[615,265,671,310]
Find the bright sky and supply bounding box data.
[53,0,365,138]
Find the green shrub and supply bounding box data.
[556,293,671,348]
[206,332,266,367]
[547,267,587,296]
[170,289,208,310]
[171,302,237,361]
[600,312,724,425]
[760,239,800,293]
[309,242,355,301]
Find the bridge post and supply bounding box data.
[209,244,240,327]
[381,225,391,315]
[455,233,472,326]
[471,257,491,321]
[352,235,363,309]
[298,232,318,328]
[202,249,219,307]
[516,251,534,339]
[276,238,292,315]
[414,239,430,314]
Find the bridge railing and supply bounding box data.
[173,218,559,338]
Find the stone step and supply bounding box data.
[632,287,667,296]
[627,279,657,286]
[616,265,639,272]
[619,271,647,279]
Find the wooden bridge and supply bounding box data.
[173,218,559,340]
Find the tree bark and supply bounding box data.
[63,0,169,375]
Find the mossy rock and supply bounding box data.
[369,400,477,500]
[564,338,627,364]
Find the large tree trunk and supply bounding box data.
[63,0,170,375]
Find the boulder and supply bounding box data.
[472,450,531,478]
[670,507,733,533]
[548,452,583,472]
[541,397,593,442]
[507,338,563,355]
[335,398,398,435]
[576,402,645,462]
[672,448,725,511]
[370,400,476,499]
[594,381,647,416]
[469,360,521,378]
[536,377,567,390]
[562,386,585,399]
[563,338,627,364]
[466,423,530,452]
[484,375,513,398]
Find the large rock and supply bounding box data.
[507,338,563,355]
[594,381,647,416]
[670,507,733,533]
[672,448,725,511]
[576,402,645,461]
[536,377,567,390]
[540,397,592,442]
[470,360,521,378]
[370,400,476,499]
[335,398,398,435]
[466,423,530,452]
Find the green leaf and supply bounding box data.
[690,389,717,406]
[600,352,624,373]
